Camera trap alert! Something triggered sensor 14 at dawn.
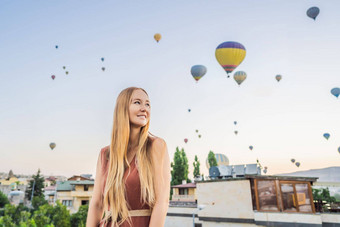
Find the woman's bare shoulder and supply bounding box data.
[100,145,110,161]
[148,135,167,153]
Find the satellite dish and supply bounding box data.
[209,166,220,178]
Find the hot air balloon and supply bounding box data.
[295,162,300,167]
[51,75,55,80]
[307,7,320,20]
[233,71,247,85]
[215,41,246,78]
[198,135,202,138]
[234,121,237,125]
[195,130,198,133]
[188,109,191,112]
[249,146,253,151]
[331,88,340,98]
[101,57,104,62]
[338,147,340,154]
[154,33,161,43]
[55,45,58,49]
[102,67,105,71]
[65,71,69,75]
[191,65,207,82]
[264,166,268,169]
[291,158,295,163]
[205,153,229,169]
[276,75,282,82]
[63,66,66,70]
[184,138,188,143]
[323,133,330,140]
[234,131,238,135]
[50,143,56,150]
[263,169,267,174]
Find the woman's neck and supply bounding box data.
[128,126,140,153]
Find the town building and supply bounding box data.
[55,178,94,214]
[165,164,340,227]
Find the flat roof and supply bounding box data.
[196,175,318,184]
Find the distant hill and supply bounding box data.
[276,166,340,182]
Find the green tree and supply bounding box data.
[170,147,191,200]
[207,151,217,168]
[25,169,45,201]
[51,201,71,227]
[193,155,201,178]
[3,203,29,226]
[32,196,48,211]
[313,188,336,203]
[171,147,190,186]
[33,204,52,227]
[0,190,10,208]
[70,204,88,227]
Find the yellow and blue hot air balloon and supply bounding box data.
[215,41,246,78]
[191,65,207,82]
[233,71,247,85]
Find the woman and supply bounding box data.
[86,87,171,227]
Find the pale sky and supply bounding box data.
[1,0,339,179]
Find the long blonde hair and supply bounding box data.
[101,87,156,227]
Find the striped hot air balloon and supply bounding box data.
[215,41,246,78]
[233,71,247,85]
[206,153,229,169]
[191,65,207,82]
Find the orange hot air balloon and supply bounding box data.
[154,33,162,43]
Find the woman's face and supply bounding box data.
[129,89,150,127]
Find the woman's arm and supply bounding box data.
[149,138,171,227]
[86,149,105,227]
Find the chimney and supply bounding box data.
[182,180,187,185]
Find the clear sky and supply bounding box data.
[1,0,339,178]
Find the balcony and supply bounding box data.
[70,191,93,197]
[172,194,195,202]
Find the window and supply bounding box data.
[179,188,188,195]
[252,179,315,213]
[255,180,279,211]
[81,200,89,205]
[62,200,73,207]
[279,182,313,213]
[84,185,89,191]
[280,183,297,212]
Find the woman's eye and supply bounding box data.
[146,103,150,107]
[134,101,140,104]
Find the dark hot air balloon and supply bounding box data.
[50,143,56,150]
[307,7,320,20]
[51,75,55,80]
